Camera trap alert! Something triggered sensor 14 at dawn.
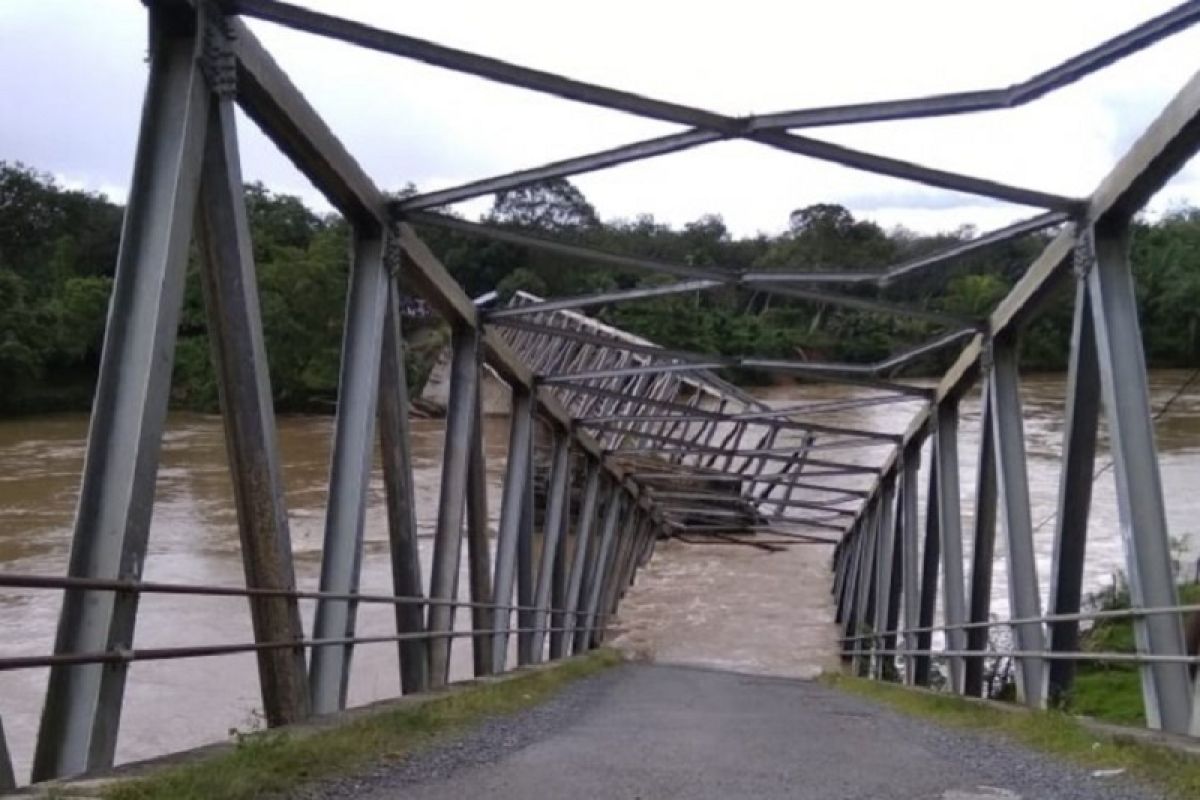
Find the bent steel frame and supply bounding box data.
[4,0,1200,787]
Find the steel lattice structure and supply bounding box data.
[4,0,1200,788]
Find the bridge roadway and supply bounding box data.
[306,663,1160,800]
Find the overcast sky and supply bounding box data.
[3,0,1200,236]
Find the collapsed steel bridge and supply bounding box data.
[4,0,1200,788]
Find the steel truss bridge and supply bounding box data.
[4,0,1200,789]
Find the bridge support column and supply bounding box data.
[578,484,622,652]
[852,503,879,675]
[33,6,210,780]
[899,447,922,685]
[492,387,534,672]
[880,478,905,682]
[196,88,308,726]
[964,379,997,698]
[465,375,494,677]
[563,461,602,654]
[914,446,940,687]
[990,336,1047,707]
[935,402,968,694]
[517,422,537,666]
[1047,276,1101,706]
[1088,225,1193,733]
[531,433,572,662]
[379,274,429,694]
[871,477,897,680]
[428,326,480,687]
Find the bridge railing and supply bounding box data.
[5,0,1200,788]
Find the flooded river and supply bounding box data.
[1,372,1198,779]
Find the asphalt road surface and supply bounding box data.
[301,663,1164,800]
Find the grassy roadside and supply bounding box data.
[826,674,1200,799]
[86,650,622,800]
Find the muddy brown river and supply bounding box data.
[1,372,1198,779]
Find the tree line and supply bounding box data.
[2,161,1199,414]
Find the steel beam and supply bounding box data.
[309,229,389,715]
[33,9,209,779]
[516,427,537,665]
[531,433,572,661]
[491,388,535,672]
[745,282,982,329]
[1088,226,1193,733]
[409,212,731,282]
[1047,278,1101,705]
[427,327,480,687]
[0,715,12,793]
[195,91,308,725]
[934,402,968,694]
[871,478,897,680]
[989,337,1047,707]
[464,366,494,677]
[378,276,429,693]
[486,279,724,319]
[578,485,623,652]
[963,380,997,699]
[563,462,602,652]
[914,448,940,688]
[899,448,922,685]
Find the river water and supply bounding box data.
[0,372,1198,780]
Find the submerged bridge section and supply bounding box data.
[4,0,1200,790]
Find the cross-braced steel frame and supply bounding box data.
[4,0,1200,787]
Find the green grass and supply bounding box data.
[826,674,1200,799]
[1064,581,1200,727]
[99,650,622,800]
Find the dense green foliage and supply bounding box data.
[3,162,1200,414]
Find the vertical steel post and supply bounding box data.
[935,402,968,693]
[33,7,209,779]
[378,274,429,694]
[465,379,494,677]
[195,87,308,726]
[900,447,922,685]
[0,715,13,792]
[549,454,576,660]
[491,388,534,673]
[914,450,940,688]
[1087,226,1193,733]
[531,433,571,661]
[1047,277,1101,705]
[964,380,997,698]
[516,425,537,666]
[854,504,879,675]
[309,227,389,714]
[882,481,905,682]
[563,461,601,653]
[871,477,897,680]
[427,326,480,688]
[577,485,622,653]
[990,336,1048,707]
